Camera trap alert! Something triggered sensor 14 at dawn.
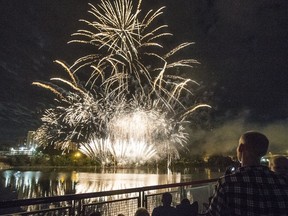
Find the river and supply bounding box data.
[0,167,224,200]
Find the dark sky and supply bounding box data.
[0,0,287,152]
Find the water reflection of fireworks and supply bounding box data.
[33,0,210,165]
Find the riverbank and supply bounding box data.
[1,154,236,173]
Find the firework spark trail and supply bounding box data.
[33,0,211,166]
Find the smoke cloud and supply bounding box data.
[187,111,288,156]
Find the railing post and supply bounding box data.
[144,194,148,209]
[138,191,142,208]
[72,200,76,216]
[71,199,81,216]
[138,190,146,208]
[77,199,82,216]
[142,191,147,209]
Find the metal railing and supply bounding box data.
[0,178,218,216]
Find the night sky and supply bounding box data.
[0,0,287,153]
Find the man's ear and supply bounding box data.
[238,143,244,152]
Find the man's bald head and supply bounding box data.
[239,131,269,158]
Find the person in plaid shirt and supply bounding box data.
[206,131,288,216]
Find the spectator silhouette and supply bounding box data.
[269,155,288,179]
[152,192,177,216]
[176,198,198,216]
[135,207,149,216]
[206,131,288,216]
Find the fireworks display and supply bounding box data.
[33,0,210,166]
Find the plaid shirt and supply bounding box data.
[207,166,288,216]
